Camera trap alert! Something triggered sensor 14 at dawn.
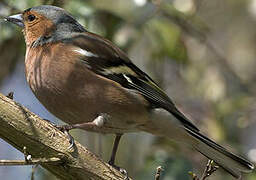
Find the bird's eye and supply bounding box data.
[28,14,36,22]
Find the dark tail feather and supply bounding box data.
[185,127,254,179]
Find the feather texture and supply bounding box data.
[67,32,199,131]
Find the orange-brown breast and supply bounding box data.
[25,42,150,133]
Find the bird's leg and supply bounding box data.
[108,134,122,166]
[108,134,128,179]
[55,113,108,148]
[54,115,129,178]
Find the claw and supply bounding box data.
[55,124,75,149]
[63,129,75,150]
[110,164,129,180]
[120,168,129,180]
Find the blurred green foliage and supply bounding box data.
[0,0,256,180]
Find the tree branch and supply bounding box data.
[0,92,129,180]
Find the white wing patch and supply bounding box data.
[73,48,99,58]
[123,74,133,84]
[73,48,138,80]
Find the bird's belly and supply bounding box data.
[25,53,149,133]
[35,88,148,133]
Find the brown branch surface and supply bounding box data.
[0,92,128,180]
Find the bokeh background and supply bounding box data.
[0,0,256,179]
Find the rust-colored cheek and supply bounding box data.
[24,19,56,46]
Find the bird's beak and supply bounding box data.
[5,14,24,28]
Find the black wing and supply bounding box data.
[64,32,199,131]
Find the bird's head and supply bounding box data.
[5,5,85,46]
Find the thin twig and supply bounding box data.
[154,166,164,180]
[0,157,62,166]
[1,146,61,166]
[200,160,219,180]
[189,160,219,180]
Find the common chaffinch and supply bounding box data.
[5,5,254,178]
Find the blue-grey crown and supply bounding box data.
[28,5,86,33]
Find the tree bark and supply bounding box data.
[0,92,128,180]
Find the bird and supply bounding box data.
[5,5,254,179]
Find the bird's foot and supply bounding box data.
[54,124,75,149]
[42,119,75,149]
[108,161,129,180]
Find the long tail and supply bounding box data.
[185,127,254,179]
[143,109,254,178]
